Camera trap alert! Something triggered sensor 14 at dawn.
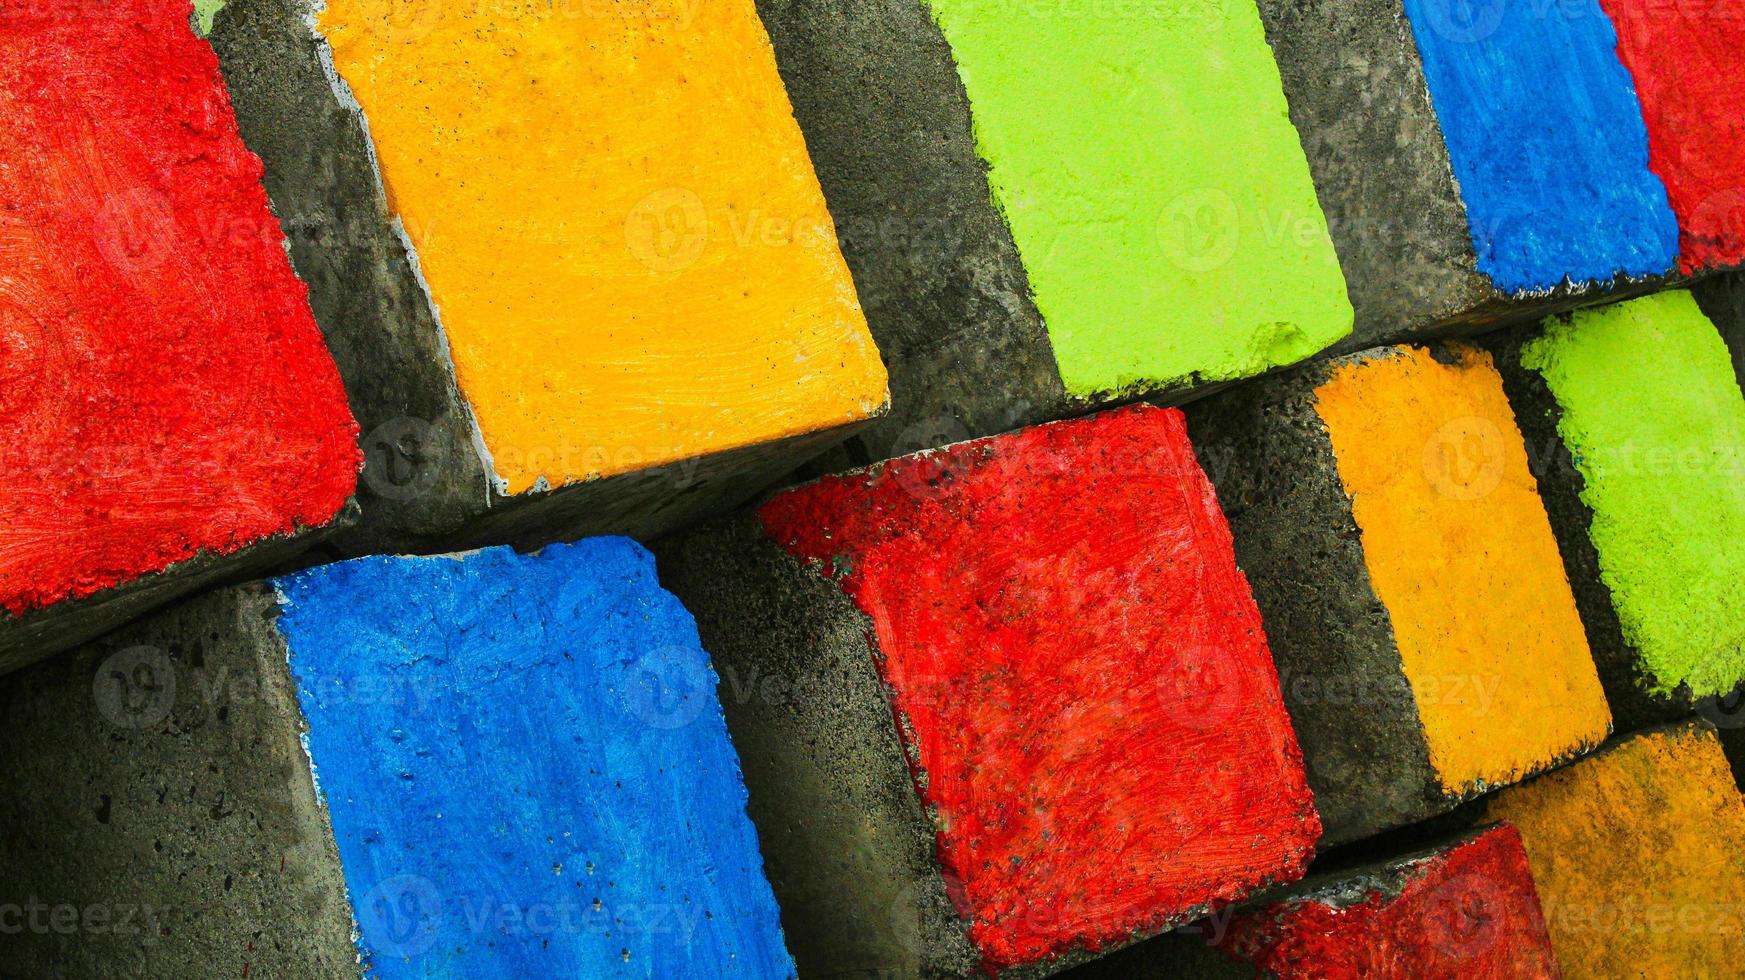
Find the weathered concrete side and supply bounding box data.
[1480,327,1661,729]
[209,0,488,553]
[753,0,1072,462]
[1693,270,1745,393]
[0,586,357,978]
[1253,0,1488,345]
[1185,361,1442,845]
[0,502,354,678]
[209,0,881,553]
[654,519,979,978]
[1479,305,1745,725]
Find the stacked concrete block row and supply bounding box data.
[1077,722,1745,977]
[1,543,794,977]
[759,0,1745,462]
[6,0,1745,977]
[3,0,890,671]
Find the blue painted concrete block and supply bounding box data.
[1401,0,1679,292]
[272,540,795,979]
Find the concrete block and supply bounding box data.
[1475,721,1745,977]
[1599,0,1745,272]
[1070,825,1559,978]
[205,0,888,554]
[1484,290,1745,729]
[656,405,1320,977]
[0,542,791,978]
[0,1,361,674]
[1259,0,1691,354]
[1187,343,1611,844]
[753,0,1353,461]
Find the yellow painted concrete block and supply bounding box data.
[1313,344,1610,794]
[1482,723,1745,978]
[319,0,888,494]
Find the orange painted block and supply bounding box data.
[1313,344,1611,793]
[314,1,887,495]
[1189,343,1610,843]
[1481,722,1745,977]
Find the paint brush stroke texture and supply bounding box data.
[273,542,795,979]
[1599,0,1745,272]
[1217,825,1559,978]
[1401,0,1678,292]
[0,0,359,615]
[1521,292,1745,700]
[1311,345,1609,795]
[760,406,1320,971]
[1482,724,1745,977]
[921,0,1352,398]
[316,0,887,495]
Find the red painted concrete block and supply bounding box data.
[1600,0,1745,272]
[1215,825,1559,979]
[663,404,1320,975]
[0,0,360,669]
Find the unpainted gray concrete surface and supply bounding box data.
[754,0,1074,466]
[655,520,981,978]
[1063,826,1504,979]
[208,0,877,556]
[0,585,358,978]
[1185,352,1449,845]
[1482,325,1734,731]
[756,0,1694,477]
[0,501,356,680]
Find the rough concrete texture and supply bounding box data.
[1252,0,1488,344]
[1186,344,1607,843]
[208,0,883,554]
[1484,294,1745,728]
[0,585,357,978]
[663,407,1321,977]
[1187,357,1442,845]
[1398,0,1678,292]
[274,543,795,978]
[0,0,361,674]
[0,502,360,680]
[1065,827,1558,979]
[1309,346,1608,795]
[754,0,1074,461]
[762,407,1319,973]
[917,0,1351,398]
[1211,824,1558,978]
[757,0,1689,469]
[656,522,980,979]
[1257,0,1682,351]
[1479,722,1745,977]
[1693,270,1745,392]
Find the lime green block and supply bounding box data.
[924,0,1352,398]
[1523,291,1745,698]
[193,0,227,36]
